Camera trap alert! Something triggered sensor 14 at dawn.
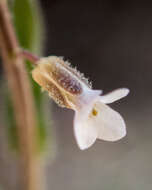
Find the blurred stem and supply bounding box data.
[20,49,40,65]
[0,0,42,190]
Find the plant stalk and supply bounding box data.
[0,0,42,189]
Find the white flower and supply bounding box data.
[73,88,129,150]
[32,56,129,150]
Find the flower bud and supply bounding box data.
[32,56,90,109]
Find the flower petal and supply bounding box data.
[89,99,126,141]
[74,111,97,150]
[100,88,129,104]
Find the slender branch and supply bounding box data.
[19,50,40,65]
[0,0,18,53]
[0,1,42,190]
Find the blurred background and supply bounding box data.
[1,0,152,189]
